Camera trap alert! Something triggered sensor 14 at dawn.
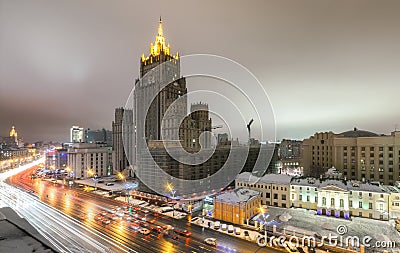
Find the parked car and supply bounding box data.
[221,224,227,231]
[213,221,220,230]
[204,238,217,246]
[227,225,234,233]
[234,227,241,235]
[244,230,249,237]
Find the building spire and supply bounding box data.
[141,17,178,63]
[158,16,163,37]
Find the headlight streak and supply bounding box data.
[0,160,138,253]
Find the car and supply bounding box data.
[227,225,234,233]
[174,228,191,237]
[128,224,139,231]
[105,183,114,186]
[151,226,162,233]
[221,224,227,231]
[213,221,220,230]
[102,219,111,225]
[204,238,217,246]
[234,227,241,235]
[139,228,151,235]
[190,217,200,222]
[244,230,249,237]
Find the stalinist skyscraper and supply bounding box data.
[136,18,188,145]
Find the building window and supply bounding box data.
[315,196,318,203]
[282,195,286,201]
[340,199,344,208]
[299,195,302,201]
[349,200,353,207]
[307,196,310,202]
[331,198,335,206]
[322,197,326,205]
[359,201,362,208]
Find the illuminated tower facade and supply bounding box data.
[136,18,187,143]
[9,126,18,144]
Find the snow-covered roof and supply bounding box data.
[236,172,292,185]
[259,174,292,184]
[235,172,259,184]
[381,185,400,193]
[215,188,260,204]
[290,177,386,193]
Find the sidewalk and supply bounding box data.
[115,196,188,220]
[189,216,262,242]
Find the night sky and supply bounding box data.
[1,0,400,142]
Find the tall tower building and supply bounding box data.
[135,18,188,144]
[112,108,133,174]
[9,126,18,144]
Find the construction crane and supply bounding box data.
[247,119,254,140]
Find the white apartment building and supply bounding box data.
[67,143,112,179]
[290,177,390,220]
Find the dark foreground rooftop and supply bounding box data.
[0,207,58,253]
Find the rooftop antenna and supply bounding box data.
[247,119,254,141]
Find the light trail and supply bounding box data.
[0,159,138,253]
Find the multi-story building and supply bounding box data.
[290,177,390,220]
[112,108,133,174]
[85,128,112,146]
[70,126,85,143]
[302,128,400,185]
[279,139,302,159]
[276,158,303,176]
[179,102,212,150]
[235,172,291,208]
[382,182,400,219]
[213,188,261,225]
[45,148,68,171]
[67,143,113,179]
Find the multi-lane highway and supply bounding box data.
[4,162,279,253]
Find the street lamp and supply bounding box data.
[166,183,182,217]
[258,205,268,232]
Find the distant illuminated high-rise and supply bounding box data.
[70,126,85,143]
[9,126,18,145]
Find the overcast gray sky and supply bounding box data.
[1,0,399,142]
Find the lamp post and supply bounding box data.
[93,174,98,191]
[259,205,268,232]
[166,183,182,217]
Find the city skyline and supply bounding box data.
[1,0,400,142]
